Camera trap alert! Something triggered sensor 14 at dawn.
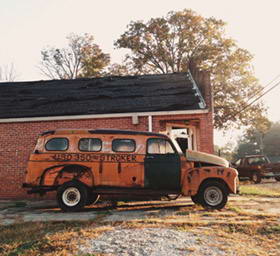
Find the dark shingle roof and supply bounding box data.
[0,72,206,119]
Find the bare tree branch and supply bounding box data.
[38,33,110,80]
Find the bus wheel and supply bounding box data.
[198,181,228,210]
[57,181,88,212]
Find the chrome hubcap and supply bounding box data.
[62,187,81,206]
[204,186,223,206]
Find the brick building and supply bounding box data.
[0,71,214,199]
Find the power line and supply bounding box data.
[247,73,280,104]
[224,78,280,122]
[222,73,280,123]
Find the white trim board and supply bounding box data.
[0,109,209,123]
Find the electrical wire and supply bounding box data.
[224,77,280,122]
[247,73,280,104]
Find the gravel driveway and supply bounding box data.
[79,228,226,256]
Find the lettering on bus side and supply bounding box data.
[51,153,137,162]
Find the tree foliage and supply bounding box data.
[39,33,110,79]
[215,142,235,161]
[263,123,280,157]
[234,122,280,161]
[106,63,131,76]
[115,9,268,130]
[234,138,261,160]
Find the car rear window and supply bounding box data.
[112,139,136,152]
[79,138,102,152]
[248,157,267,165]
[45,138,68,151]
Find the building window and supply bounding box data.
[45,138,68,151]
[147,138,175,154]
[112,139,136,152]
[79,138,102,152]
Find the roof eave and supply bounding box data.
[0,109,209,123]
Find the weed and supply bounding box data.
[7,240,38,256]
[176,211,190,216]
[227,205,244,214]
[259,225,280,235]
[239,186,280,197]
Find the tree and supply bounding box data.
[0,63,17,82]
[263,123,280,158]
[215,142,235,161]
[234,137,261,160]
[39,33,110,79]
[106,63,131,76]
[234,122,280,161]
[115,9,268,130]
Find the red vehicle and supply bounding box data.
[233,155,280,183]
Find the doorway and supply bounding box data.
[166,124,197,153]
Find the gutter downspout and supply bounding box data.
[148,115,153,132]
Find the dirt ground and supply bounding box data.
[0,181,280,225]
[0,180,279,255]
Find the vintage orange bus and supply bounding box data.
[23,129,238,211]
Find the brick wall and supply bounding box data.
[0,112,213,199]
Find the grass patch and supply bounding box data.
[259,224,280,235]
[176,211,191,216]
[0,221,110,256]
[227,205,245,214]
[239,185,280,197]
[224,223,259,235]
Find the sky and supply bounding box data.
[1,0,280,146]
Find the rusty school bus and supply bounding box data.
[23,129,238,212]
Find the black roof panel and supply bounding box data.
[0,72,205,119]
